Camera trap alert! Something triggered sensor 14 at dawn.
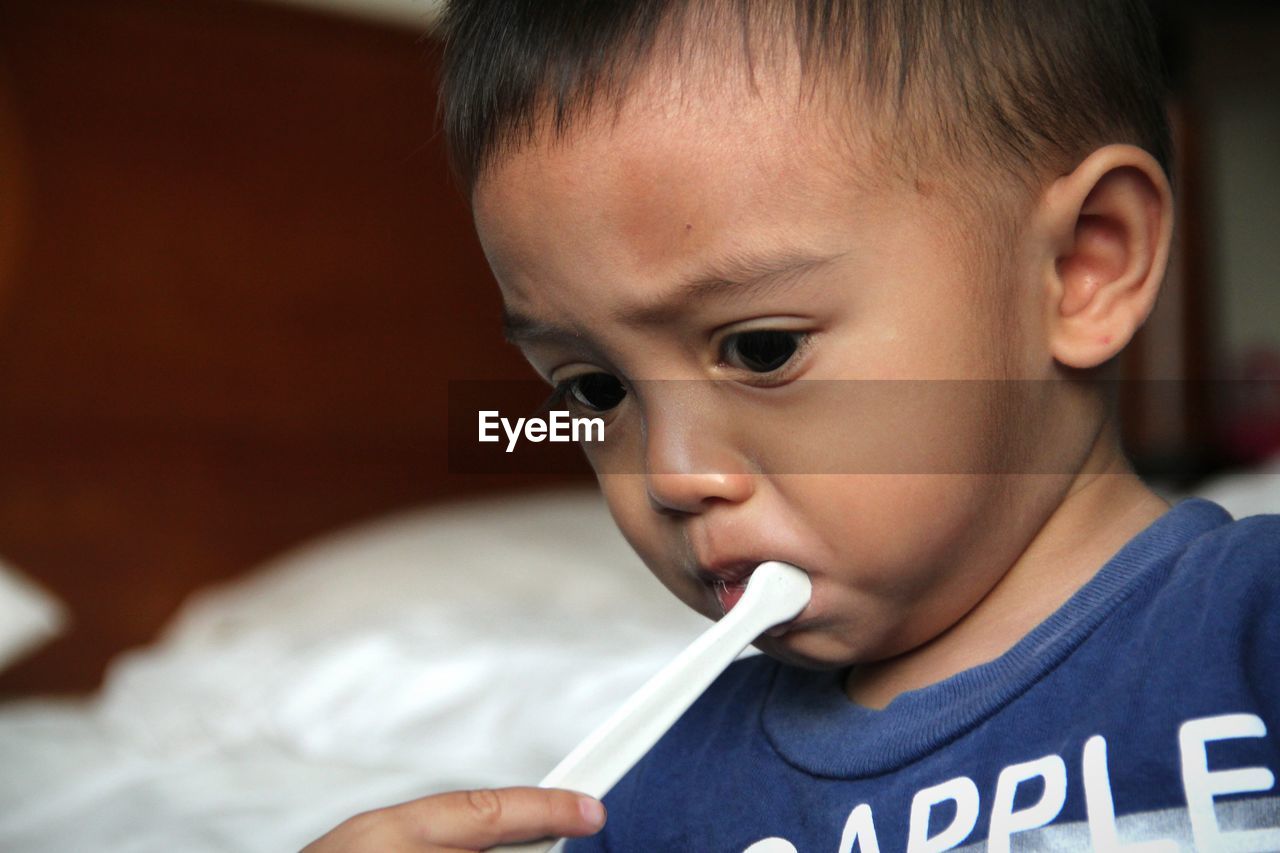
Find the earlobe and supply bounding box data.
[1042,146,1173,370]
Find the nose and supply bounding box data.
[642,389,755,515]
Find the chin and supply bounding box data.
[753,630,863,671]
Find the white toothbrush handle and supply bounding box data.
[489,562,810,853]
[487,614,759,853]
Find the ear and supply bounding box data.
[1036,145,1174,369]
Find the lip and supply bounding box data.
[694,559,761,588]
[694,559,760,616]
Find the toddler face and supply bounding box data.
[473,72,1083,670]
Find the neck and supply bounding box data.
[844,429,1169,709]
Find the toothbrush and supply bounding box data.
[490,561,812,853]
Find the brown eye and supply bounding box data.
[566,372,627,412]
[722,330,801,373]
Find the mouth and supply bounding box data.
[708,567,809,639]
[694,560,758,615]
[696,560,806,631]
[696,558,814,637]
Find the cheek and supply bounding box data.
[598,474,646,532]
[796,474,1004,612]
[809,474,965,553]
[734,380,1013,477]
[597,473,716,612]
[597,476,670,572]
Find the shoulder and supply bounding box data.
[1149,500,1280,676]
[1164,499,1280,603]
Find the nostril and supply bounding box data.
[649,497,697,518]
[645,471,755,515]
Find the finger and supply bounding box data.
[395,786,606,849]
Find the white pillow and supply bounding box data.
[0,558,66,673]
[96,488,707,789]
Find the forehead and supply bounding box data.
[471,65,892,302]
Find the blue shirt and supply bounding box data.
[567,499,1280,852]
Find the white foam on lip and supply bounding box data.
[714,576,750,614]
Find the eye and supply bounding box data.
[561,372,627,412]
[721,330,803,373]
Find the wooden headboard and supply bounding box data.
[0,0,586,696]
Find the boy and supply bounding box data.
[308,0,1279,850]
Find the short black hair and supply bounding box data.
[439,0,1171,197]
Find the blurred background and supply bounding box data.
[0,0,1276,700]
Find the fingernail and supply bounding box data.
[578,796,606,828]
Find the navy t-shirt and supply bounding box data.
[566,499,1280,852]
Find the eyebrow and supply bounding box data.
[501,248,841,345]
[617,249,842,327]
[501,311,569,345]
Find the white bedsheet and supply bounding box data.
[0,490,707,852]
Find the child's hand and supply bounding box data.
[302,786,606,852]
